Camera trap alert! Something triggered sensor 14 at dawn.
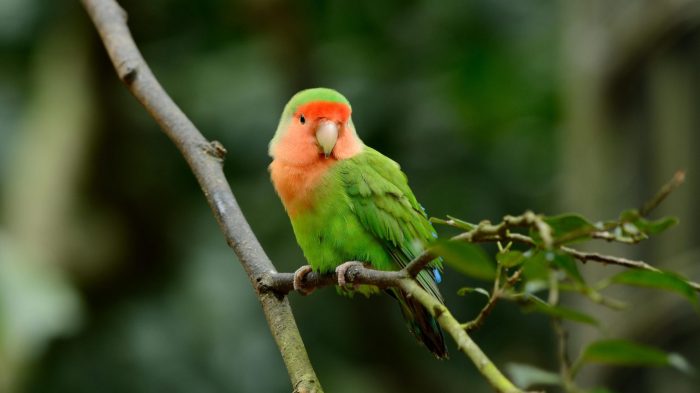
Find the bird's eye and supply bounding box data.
[299,114,306,124]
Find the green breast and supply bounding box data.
[289,167,395,274]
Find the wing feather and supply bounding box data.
[340,148,443,301]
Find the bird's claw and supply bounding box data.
[335,261,365,287]
[293,265,315,296]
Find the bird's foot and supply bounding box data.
[335,261,366,287]
[293,265,316,296]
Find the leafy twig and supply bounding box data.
[463,268,523,332]
[433,209,700,293]
[561,247,700,292]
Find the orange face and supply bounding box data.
[271,101,362,166]
[269,100,364,215]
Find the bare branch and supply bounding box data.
[561,246,700,292]
[463,268,523,332]
[80,1,321,391]
[640,170,686,217]
[262,266,406,294]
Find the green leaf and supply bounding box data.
[497,250,526,268]
[431,241,495,280]
[581,339,690,372]
[544,213,596,244]
[617,207,678,237]
[552,253,584,284]
[456,287,490,298]
[447,215,477,231]
[610,269,698,308]
[639,216,678,235]
[506,363,561,388]
[524,295,599,326]
[619,209,640,222]
[522,251,550,282]
[429,216,475,231]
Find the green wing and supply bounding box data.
[338,147,444,302]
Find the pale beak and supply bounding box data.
[315,119,339,158]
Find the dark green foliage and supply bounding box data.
[606,270,698,309]
[521,295,599,326]
[431,196,695,392]
[506,363,562,389]
[496,250,526,268]
[542,213,596,245]
[431,240,495,280]
[579,340,690,372]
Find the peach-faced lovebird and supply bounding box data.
[269,88,447,358]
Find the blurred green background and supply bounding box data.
[1,0,699,392]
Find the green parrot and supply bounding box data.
[269,87,447,358]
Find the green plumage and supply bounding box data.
[291,147,447,358]
[272,87,447,358]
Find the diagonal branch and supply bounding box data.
[80,1,321,392]
[263,265,527,393]
[640,170,685,217]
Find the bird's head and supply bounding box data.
[269,88,363,165]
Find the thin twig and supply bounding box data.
[463,268,523,332]
[562,246,700,292]
[640,170,686,217]
[80,1,321,391]
[547,273,579,393]
[433,211,700,293]
[398,279,527,393]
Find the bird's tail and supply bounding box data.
[390,288,448,359]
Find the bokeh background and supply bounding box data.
[1,0,699,392]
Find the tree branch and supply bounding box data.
[80,1,321,391]
[265,266,527,392]
[463,268,523,332]
[640,170,685,217]
[561,246,700,292]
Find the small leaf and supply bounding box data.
[522,251,549,282]
[619,209,640,222]
[430,216,475,231]
[610,270,698,308]
[581,339,690,372]
[639,216,678,235]
[457,287,490,298]
[446,215,477,230]
[497,250,526,268]
[506,363,561,388]
[523,295,599,326]
[544,213,597,244]
[431,241,495,280]
[616,207,678,237]
[552,253,584,284]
